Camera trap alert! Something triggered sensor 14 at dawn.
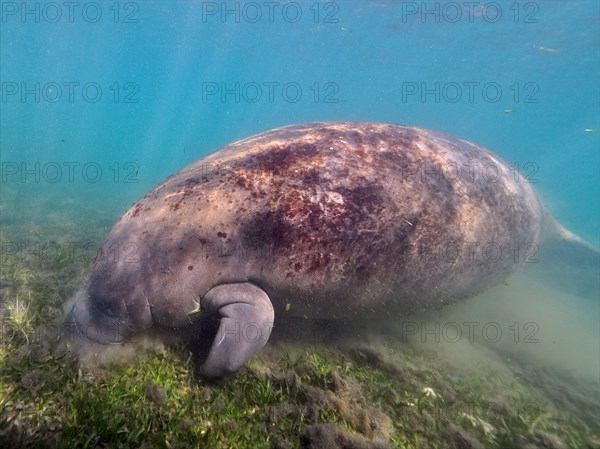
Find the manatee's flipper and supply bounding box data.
[198,282,274,379]
[528,217,600,298]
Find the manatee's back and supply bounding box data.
[87,122,545,325]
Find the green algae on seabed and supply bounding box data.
[1,336,599,448]
[1,214,599,448]
[2,313,600,449]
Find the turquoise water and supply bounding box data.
[1,0,599,245]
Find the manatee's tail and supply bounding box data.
[525,217,600,299]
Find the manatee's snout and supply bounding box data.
[56,290,133,358]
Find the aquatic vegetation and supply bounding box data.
[2,334,599,448]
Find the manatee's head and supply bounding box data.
[55,286,133,362]
[57,279,274,380]
[55,231,147,361]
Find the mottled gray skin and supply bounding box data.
[61,122,545,378]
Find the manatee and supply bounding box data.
[58,122,599,378]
